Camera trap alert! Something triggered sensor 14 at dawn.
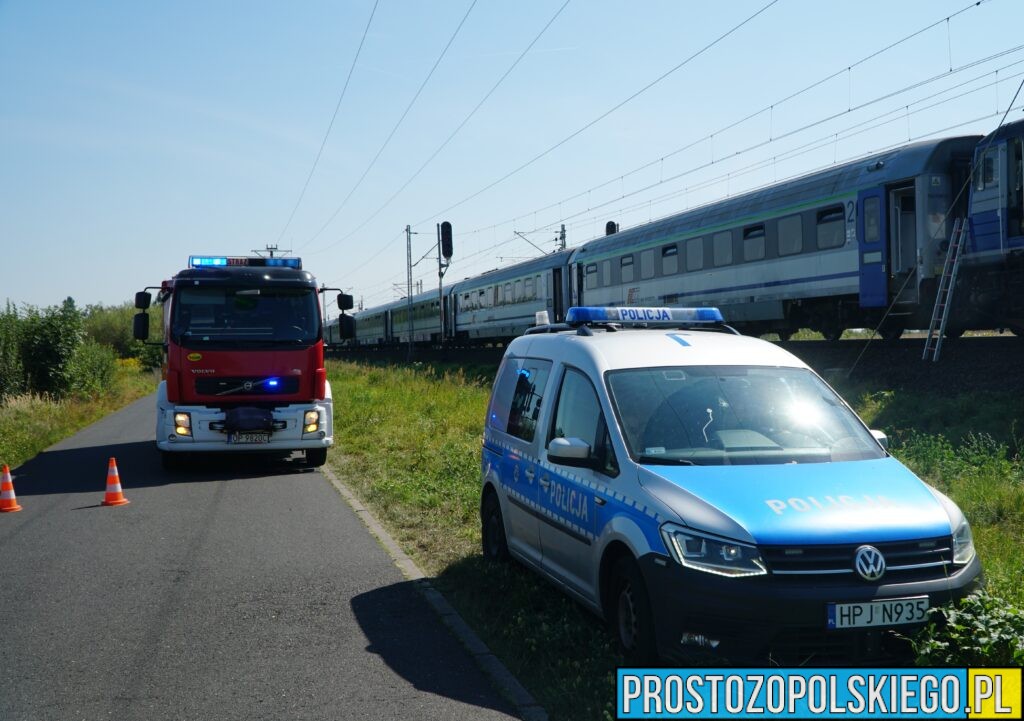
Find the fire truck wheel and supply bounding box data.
[305,448,328,468]
[161,451,187,471]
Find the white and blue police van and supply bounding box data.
[479,307,981,664]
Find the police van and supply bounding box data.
[479,307,981,663]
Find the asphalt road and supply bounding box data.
[0,395,518,721]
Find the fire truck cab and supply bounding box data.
[133,255,352,470]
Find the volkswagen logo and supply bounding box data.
[853,545,886,581]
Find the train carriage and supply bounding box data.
[339,120,1024,347]
[449,249,573,343]
[570,134,980,339]
[964,118,1024,334]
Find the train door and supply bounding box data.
[889,183,918,302]
[552,268,564,322]
[857,188,888,307]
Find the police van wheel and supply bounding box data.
[611,557,657,664]
[481,491,509,562]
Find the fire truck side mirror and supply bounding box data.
[133,312,150,341]
[337,293,354,312]
[337,314,356,340]
[135,291,152,310]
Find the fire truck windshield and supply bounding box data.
[171,286,320,345]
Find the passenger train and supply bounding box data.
[327,119,1024,346]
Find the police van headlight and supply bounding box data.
[952,520,975,565]
[660,523,767,578]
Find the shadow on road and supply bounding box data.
[350,581,515,718]
[10,440,314,497]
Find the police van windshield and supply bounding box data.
[606,366,885,465]
[171,286,320,345]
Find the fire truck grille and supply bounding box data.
[195,376,300,396]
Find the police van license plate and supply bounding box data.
[827,596,929,629]
[228,432,271,444]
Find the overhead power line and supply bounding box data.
[412,0,781,229]
[274,0,380,246]
[456,0,998,242]
[299,0,479,251]
[309,0,573,261]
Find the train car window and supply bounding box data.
[864,199,881,244]
[686,237,704,271]
[525,277,535,298]
[778,215,802,255]
[743,225,766,261]
[640,249,655,280]
[713,231,733,266]
[514,280,523,302]
[535,275,542,298]
[621,255,635,283]
[601,260,611,287]
[662,244,679,275]
[975,148,997,190]
[816,207,845,249]
[585,264,598,290]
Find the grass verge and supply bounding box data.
[326,360,1023,721]
[0,359,157,469]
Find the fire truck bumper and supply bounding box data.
[155,384,334,453]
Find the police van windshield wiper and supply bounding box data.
[637,455,696,465]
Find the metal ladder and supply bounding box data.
[922,217,968,361]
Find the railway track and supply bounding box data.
[329,335,1024,393]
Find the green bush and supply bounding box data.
[84,302,164,368]
[0,303,25,402]
[68,339,117,397]
[18,298,84,399]
[913,590,1024,666]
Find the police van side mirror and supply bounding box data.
[135,291,152,310]
[547,437,598,469]
[870,429,889,450]
[337,293,354,312]
[133,312,150,341]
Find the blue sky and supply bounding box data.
[2,0,1022,314]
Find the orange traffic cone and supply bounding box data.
[101,457,130,507]
[1,464,22,513]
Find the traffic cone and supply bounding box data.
[101,457,130,507]
[1,464,22,513]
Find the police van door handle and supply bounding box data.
[524,467,535,482]
[538,477,550,489]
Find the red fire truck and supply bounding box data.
[133,255,353,470]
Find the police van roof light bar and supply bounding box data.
[564,306,725,326]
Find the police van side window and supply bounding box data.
[549,368,619,477]
[487,357,553,442]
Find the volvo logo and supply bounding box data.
[853,545,886,581]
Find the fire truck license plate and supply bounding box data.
[827,596,929,629]
[229,432,271,444]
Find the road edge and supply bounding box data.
[321,464,548,721]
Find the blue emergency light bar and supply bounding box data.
[188,256,302,269]
[565,306,724,325]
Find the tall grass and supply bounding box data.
[0,360,157,469]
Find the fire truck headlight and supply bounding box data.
[304,410,319,434]
[174,412,192,436]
